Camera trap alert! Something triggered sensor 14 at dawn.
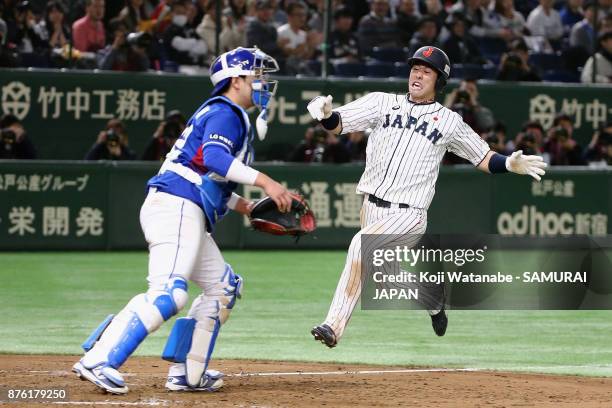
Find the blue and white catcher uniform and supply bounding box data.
[73,47,279,394]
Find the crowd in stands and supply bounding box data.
[287,78,612,166]
[0,0,610,82]
[0,0,610,165]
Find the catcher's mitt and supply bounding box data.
[249,194,316,236]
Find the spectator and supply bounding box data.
[34,1,70,51]
[408,16,440,55]
[461,79,495,131]
[570,0,598,56]
[543,126,585,165]
[448,0,489,40]
[323,131,350,163]
[85,120,136,161]
[0,113,36,159]
[150,0,173,34]
[584,121,612,166]
[196,1,234,60]
[508,38,541,80]
[0,17,19,67]
[345,131,367,161]
[307,0,325,32]
[553,113,575,139]
[510,120,545,152]
[489,121,510,153]
[526,0,564,44]
[483,0,525,42]
[162,0,207,66]
[289,123,318,162]
[222,0,249,51]
[560,0,584,33]
[357,0,401,53]
[329,6,361,63]
[269,0,288,28]
[246,0,284,68]
[484,132,505,153]
[396,0,419,43]
[11,0,46,54]
[514,131,541,155]
[447,88,480,132]
[141,111,186,161]
[99,18,151,71]
[497,51,542,81]
[581,31,612,83]
[442,12,486,65]
[119,0,150,33]
[72,0,106,53]
[422,0,447,31]
[277,1,316,75]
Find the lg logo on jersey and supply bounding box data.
[382,114,443,145]
[209,133,235,148]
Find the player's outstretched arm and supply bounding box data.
[307,95,341,134]
[477,150,547,181]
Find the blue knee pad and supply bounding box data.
[84,277,188,370]
[151,277,189,320]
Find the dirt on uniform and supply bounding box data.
[1,355,611,407]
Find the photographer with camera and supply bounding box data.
[84,119,136,161]
[497,51,542,82]
[542,125,585,165]
[514,131,540,156]
[585,121,612,166]
[448,88,479,133]
[99,18,151,71]
[0,113,36,159]
[141,110,186,161]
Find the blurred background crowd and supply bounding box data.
[0,0,610,166]
[1,0,610,80]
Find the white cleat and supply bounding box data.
[165,369,224,392]
[72,360,129,395]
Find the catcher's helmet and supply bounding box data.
[209,47,279,99]
[407,46,451,91]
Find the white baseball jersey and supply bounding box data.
[336,92,490,209]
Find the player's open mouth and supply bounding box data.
[411,82,422,90]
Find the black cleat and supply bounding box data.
[311,324,337,348]
[430,308,448,337]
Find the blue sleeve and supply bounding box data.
[200,109,243,155]
[199,108,244,177]
[202,145,235,176]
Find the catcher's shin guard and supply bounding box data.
[163,264,242,388]
[81,277,188,370]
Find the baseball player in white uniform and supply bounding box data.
[307,46,547,348]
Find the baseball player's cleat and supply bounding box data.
[72,361,129,395]
[311,324,337,348]
[430,308,448,337]
[165,369,224,392]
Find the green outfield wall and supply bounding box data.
[0,69,610,160]
[0,161,609,250]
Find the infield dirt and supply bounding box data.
[1,355,611,407]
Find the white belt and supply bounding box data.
[159,161,202,185]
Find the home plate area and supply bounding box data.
[2,355,611,407]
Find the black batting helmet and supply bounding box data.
[407,46,451,91]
